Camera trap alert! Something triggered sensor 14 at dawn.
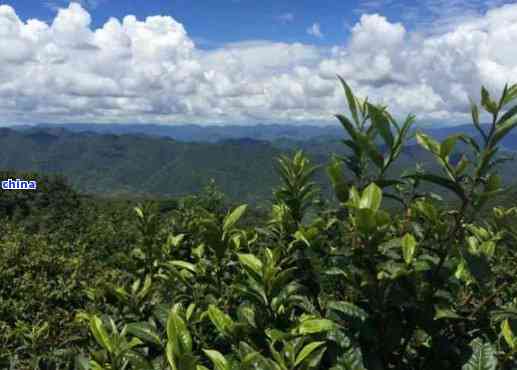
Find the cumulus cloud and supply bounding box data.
[0,2,517,125]
[306,23,324,38]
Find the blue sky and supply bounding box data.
[4,0,364,48]
[4,0,509,48]
[0,0,516,125]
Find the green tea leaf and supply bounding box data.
[368,103,394,148]
[501,319,516,350]
[327,157,350,203]
[327,301,368,322]
[401,233,417,265]
[481,86,498,114]
[238,253,263,276]
[89,316,113,353]
[166,260,197,274]
[489,115,517,148]
[223,204,247,232]
[294,319,335,335]
[440,135,461,158]
[338,76,360,126]
[207,305,235,338]
[203,349,229,370]
[405,173,465,201]
[461,338,497,370]
[294,341,326,367]
[416,132,440,155]
[360,183,382,211]
[167,306,192,355]
[126,322,162,346]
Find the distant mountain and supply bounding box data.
[10,122,517,151]
[11,123,344,143]
[0,128,287,203]
[0,127,515,202]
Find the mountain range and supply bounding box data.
[5,122,515,151]
[1,124,515,203]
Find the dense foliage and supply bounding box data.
[2,79,517,369]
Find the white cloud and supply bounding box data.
[306,23,324,38]
[0,2,517,125]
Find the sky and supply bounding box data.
[0,0,516,125]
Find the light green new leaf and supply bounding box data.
[401,233,417,265]
[167,306,192,356]
[324,268,348,277]
[237,253,263,276]
[134,206,144,219]
[359,183,382,211]
[338,76,360,126]
[167,260,197,274]
[203,349,229,370]
[304,346,327,368]
[136,275,152,301]
[89,316,113,353]
[223,204,247,232]
[166,341,177,370]
[416,132,440,155]
[265,329,290,345]
[167,234,185,248]
[186,303,197,322]
[295,319,335,335]
[207,305,235,338]
[501,319,516,350]
[434,306,462,320]
[294,341,326,367]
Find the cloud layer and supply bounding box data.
[1,2,517,125]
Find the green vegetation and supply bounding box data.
[2,78,517,369]
[3,123,516,205]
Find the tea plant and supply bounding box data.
[1,78,517,369]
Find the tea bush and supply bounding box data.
[1,78,517,369]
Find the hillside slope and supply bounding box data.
[1,127,515,202]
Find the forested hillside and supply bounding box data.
[0,129,284,202]
[11,122,517,152]
[2,80,517,369]
[1,126,515,203]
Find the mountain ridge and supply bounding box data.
[1,126,516,203]
[6,122,516,151]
